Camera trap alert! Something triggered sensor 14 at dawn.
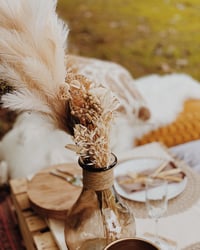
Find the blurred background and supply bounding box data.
[57,0,200,79]
[1,0,200,138]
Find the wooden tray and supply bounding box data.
[27,163,82,220]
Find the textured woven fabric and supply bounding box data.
[135,99,200,147]
[0,187,25,250]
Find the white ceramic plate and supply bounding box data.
[114,158,187,202]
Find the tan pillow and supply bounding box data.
[65,55,150,122]
[135,99,200,147]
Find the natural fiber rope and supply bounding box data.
[126,162,200,219]
[83,168,114,191]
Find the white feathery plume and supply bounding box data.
[0,0,119,167]
[0,0,70,131]
[2,90,52,114]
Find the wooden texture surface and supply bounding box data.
[27,163,82,220]
[10,178,59,250]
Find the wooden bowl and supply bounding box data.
[104,237,159,250]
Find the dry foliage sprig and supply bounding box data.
[65,72,119,168]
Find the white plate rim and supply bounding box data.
[114,158,187,202]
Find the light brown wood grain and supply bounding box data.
[34,232,58,250]
[10,178,59,250]
[27,163,82,220]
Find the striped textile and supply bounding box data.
[0,186,25,250]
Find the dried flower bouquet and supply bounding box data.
[65,72,119,168]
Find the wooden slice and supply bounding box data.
[27,163,82,220]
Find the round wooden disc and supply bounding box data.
[27,163,82,220]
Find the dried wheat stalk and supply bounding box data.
[65,72,119,168]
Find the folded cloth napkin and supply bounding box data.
[116,161,185,193]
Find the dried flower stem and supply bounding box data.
[65,71,119,168]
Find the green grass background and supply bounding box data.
[57,0,200,80]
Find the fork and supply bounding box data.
[50,169,82,187]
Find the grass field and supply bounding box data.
[57,0,200,80]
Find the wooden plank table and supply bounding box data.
[9,178,59,250]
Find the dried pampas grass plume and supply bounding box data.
[0,0,119,167]
[0,0,71,131]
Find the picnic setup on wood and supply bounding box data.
[1,0,200,250]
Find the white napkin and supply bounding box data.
[48,219,67,250]
[136,198,200,249]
